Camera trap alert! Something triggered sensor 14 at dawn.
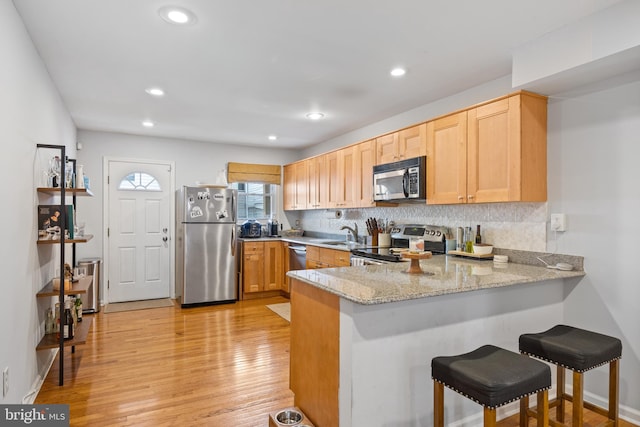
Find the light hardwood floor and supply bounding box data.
[37,296,636,427]
[36,296,294,426]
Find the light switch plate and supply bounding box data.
[550,213,566,232]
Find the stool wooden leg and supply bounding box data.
[434,381,444,427]
[610,359,619,426]
[520,395,529,426]
[484,407,497,427]
[537,390,549,427]
[573,370,584,427]
[557,365,565,423]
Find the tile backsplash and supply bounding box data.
[288,202,548,252]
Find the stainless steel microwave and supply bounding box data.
[373,156,426,202]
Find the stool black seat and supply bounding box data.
[432,345,551,427]
[519,325,622,427]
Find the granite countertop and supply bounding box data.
[287,255,585,305]
[239,235,360,251]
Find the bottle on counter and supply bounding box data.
[465,226,474,253]
[475,225,482,244]
[63,300,74,340]
[75,296,83,322]
[45,308,54,335]
[54,302,61,336]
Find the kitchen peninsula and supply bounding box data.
[287,255,585,427]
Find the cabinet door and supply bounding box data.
[264,241,283,291]
[307,155,326,209]
[282,242,290,292]
[331,249,351,267]
[294,160,308,210]
[376,133,399,165]
[326,151,340,208]
[283,164,297,210]
[337,146,356,208]
[243,242,265,293]
[354,140,376,208]
[468,94,547,203]
[398,123,426,160]
[426,111,468,205]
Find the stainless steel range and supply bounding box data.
[350,224,449,264]
[390,224,448,253]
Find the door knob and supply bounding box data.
[162,237,168,242]
[163,228,168,233]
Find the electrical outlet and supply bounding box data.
[550,213,567,232]
[3,367,8,398]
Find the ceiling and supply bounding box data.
[14,0,622,149]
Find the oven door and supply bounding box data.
[373,168,407,201]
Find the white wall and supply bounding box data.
[0,2,77,403]
[547,79,640,413]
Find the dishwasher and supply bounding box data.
[288,245,307,271]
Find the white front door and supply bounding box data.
[107,159,173,302]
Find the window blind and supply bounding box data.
[226,162,282,185]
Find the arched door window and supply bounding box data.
[118,172,161,191]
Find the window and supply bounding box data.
[118,172,161,191]
[231,182,275,220]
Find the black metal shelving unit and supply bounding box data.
[35,144,93,386]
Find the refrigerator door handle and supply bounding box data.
[231,191,237,222]
[231,224,236,255]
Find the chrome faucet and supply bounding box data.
[340,223,359,243]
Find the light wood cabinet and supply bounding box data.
[306,246,350,269]
[427,92,547,204]
[467,93,547,203]
[243,241,265,293]
[283,161,307,210]
[327,146,356,208]
[426,111,468,204]
[307,154,327,209]
[376,123,427,165]
[354,140,377,208]
[243,241,285,293]
[264,241,284,291]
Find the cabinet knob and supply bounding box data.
[468,195,474,200]
[458,196,464,200]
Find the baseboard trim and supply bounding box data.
[22,348,58,404]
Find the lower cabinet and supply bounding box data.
[242,240,285,294]
[306,246,350,269]
[243,241,351,298]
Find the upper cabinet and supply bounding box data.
[426,111,468,205]
[283,161,308,210]
[307,154,327,209]
[426,92,547,204]
[327,146,356,208]
[354,140,377,208]
[284,91,547,210]
[376,123,426,165]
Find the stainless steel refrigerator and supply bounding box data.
[176,186,238,307]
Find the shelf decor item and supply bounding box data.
[38,204,74,239]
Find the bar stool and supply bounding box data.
[432,345,551,427]
[519,325,622,427]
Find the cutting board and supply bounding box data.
[447,250,494,260]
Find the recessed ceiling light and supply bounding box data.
[145,87,165,97]
[142,120,155,128]
[390,67,406,77]
[158,6,197,25]
[305,112,325,120]
[268,135,277,141]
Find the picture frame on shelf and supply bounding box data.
[38,204,74,239]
